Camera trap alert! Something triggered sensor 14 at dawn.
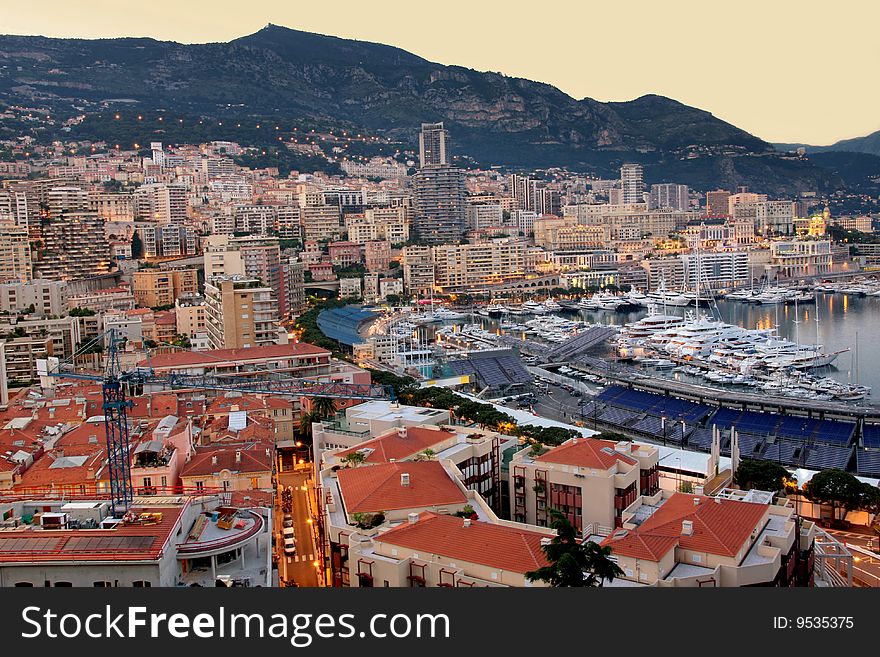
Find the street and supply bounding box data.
[526,381,592,425]
[275,455,322,587]
[824,528,880,587]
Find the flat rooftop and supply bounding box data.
[0,505,185,563]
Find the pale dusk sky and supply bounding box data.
[2,0,877,144]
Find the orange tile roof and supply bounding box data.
[144,342,330,369]
[535,437,638,470]
[377,512,552,574]
[336,461,467,514]
[602,493,769,561]
[335,426,453,464]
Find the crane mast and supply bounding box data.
[43,329,394,514]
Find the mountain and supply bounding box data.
[0,24,851,193]
[776,130,880,157]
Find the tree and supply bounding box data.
[131,231,144,259]
[311,396,337,420]
[734,459,789,493]
[417,448,436,461]
[341,451,367,468]
[803,469,864,523]
[298,411,321,445]
[856,483,880,516]
[525,510,623,587]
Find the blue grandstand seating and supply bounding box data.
[735,432,763,457]
[811,420,855,445]
[735,411,781,435]
[317,306,378,346]
[856,450,880,476]
[595,386,712,423]
[687,428,713,450]
[863,425,880,448]
[709,408,742,430]
[777,416,821,440]
[806,445,852,470]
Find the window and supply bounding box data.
[14,582,34,587]
[54,582,73,587]
[93,581,112,587]
[195,481,204,491]
[250,477,260,488]
[132,581,151,588]
[160,476,167,488]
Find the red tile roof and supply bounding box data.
[144,342,330,369]
[602,493,769,561]
[536,437,638,470]
[336,461,467,514]
[16,449,107,488]
[180,441,274,478]
[377,512,553,574]
[335,426,453,464]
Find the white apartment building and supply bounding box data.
[431,240,527,293]
[756,200,797,236]
[770,240,832,278]
[467,203,504,231]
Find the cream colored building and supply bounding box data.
[301,204,342,241]
[431,240,527,293]
[509,437,660,533]
[345,511,553,588]
[0,218,31,284]
[345,207,410,244]
[769,240,832,278]
[602,489,817,587]
[204,275,284,350]
[322,457,551,587]
[534,216,611,251]
[0,280,64,316]
[174,297,206,338]
[402,245,434,295]
[132,268,199,308]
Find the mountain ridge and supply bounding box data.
[0,24,857,193]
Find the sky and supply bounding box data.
[2,0,877,145]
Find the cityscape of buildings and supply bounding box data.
[0,110,877,590]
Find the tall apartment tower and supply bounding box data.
[419,122,450,168]
[649,183,690,212]
[0,218,32,283]
[706,189,732,217]
[204,276,284,349]
[32,214,111,281]
[412,165,467,244]
[620,164,645,204]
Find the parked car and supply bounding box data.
[282,513,294,528]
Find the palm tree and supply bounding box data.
[298,411,321,445]
[311,396,337,420]
[525,509,623,587]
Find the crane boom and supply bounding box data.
[41,329,394,513]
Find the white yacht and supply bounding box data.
[646,285,690,307]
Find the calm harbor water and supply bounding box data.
[418,293,880,393]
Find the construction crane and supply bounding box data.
[40,329,394,514]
